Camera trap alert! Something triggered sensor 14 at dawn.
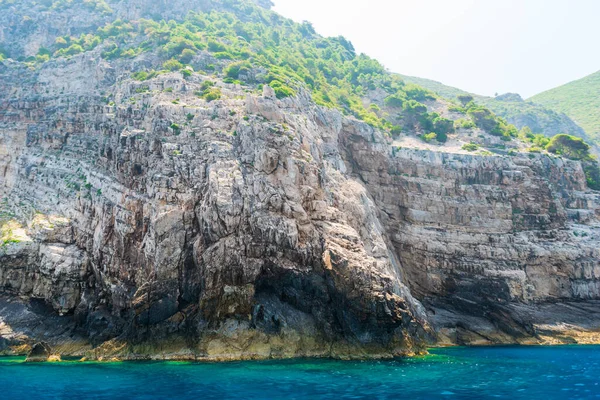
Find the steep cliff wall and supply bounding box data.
[1,1,600,360]
[0,52,434,359]
[2,50,600,359]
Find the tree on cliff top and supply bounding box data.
[546,134,592,161]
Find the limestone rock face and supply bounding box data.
[0,52,434,359]
[1,4,600,359]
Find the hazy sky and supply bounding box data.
[272,0,600,98]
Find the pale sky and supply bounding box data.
[272,0,600,98]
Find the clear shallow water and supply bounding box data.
[1,346,600,399]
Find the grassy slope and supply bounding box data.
[530,70,600,142]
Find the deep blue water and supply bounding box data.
[2,346,600,399]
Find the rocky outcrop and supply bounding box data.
[25,342,52,362]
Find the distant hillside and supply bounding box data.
[530,70,600,143]
[399,74,590,142]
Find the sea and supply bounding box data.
[1,346,599,399]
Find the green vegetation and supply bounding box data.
[8,0,443,133]
[462,143,479,152]
[530,70,600,143]
[200,87,222,102]
[194,80,221,101]
[545,134,593,161]
[2,0,530,141]
[544,134,600,190]
[465,103,517,140]
[454,118,475,130]
[399,74,590,143]
[517,126,550,148]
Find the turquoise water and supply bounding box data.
[1,346,600,399]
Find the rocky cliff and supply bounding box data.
[1,0,600,360]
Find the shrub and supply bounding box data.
[179,48,196,64]
[269,80,295,99]
[518,126,535,141]
[403,99,428,115]
[532,134,550,148]
[448,104,465,113]
[207,40,227,53]
[435,131,448,143]
[584,162,600,190]
[404,83,435,101]
[468,106,498,132]
[202,87,222,102]
[54,36,68,49]
[56,44,84,56]
[454,118,475,129]
[384,94,406,108]
[546,134,592,160]
[132,70,158,81]
[163,59,183,71]
[390,126,402,136]
[462,143,479,152]
[420,132,438,143]
[432,115,455,136]
[457,95,474,106]
[224,60,252,80]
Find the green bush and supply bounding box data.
[384,94,406,108]
[200,80,215,91]
[583,162,600,190]
[163,59,183,71]
[432,115,454,136]
[224,60,252,80]
[435,131,448,143]
[207,40,227,53]
[420,132,438,143]
[403,100,428,115]
[532,134,550,148]
[132,70,158,81]
[546,134,592,160]
[468,106,498,132]
[457,94,474,106]
[404,83,435,102]
[269,80,295,99]
[390,126,402,136]
[55,44,84,57]
[462,143,479,152]
[454,118,475,129]
[202,87,222,102]
[448,104,466,113]
[179,48,196,64]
